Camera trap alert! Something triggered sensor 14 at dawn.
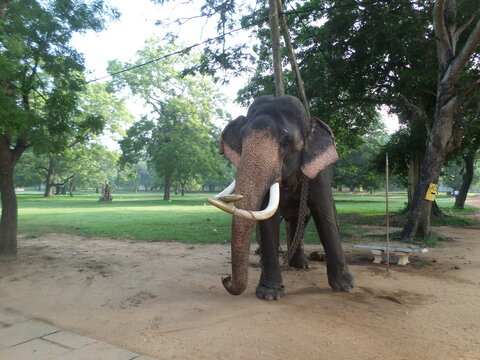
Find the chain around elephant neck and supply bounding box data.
[283,174,309,264]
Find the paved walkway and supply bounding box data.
[0,307,158,360]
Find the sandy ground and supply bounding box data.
[0,199,479,359]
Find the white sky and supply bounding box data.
[71,0,249,118]
[71,0,399,141]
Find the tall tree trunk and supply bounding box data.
[181,182,186,196]
[43,157,55,197]
[0,158,17,255]
[68,179,75,197]
[0,138,25,255]
[401,143,447,240]
[407,151,422,208]
[0,0,9,20]
[401,78,457,240]
[163,173,171,201]
[454,153,475,208]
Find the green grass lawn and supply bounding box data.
[17,190,477,244]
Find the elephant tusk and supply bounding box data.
[206,180,242,213]
[206,197,235,214]
[233,183,280,220]
[217,194,244,203]
[206,183,280,221]
[214,180,236,198]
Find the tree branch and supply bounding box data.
[449,17,480,83]
[459,79,480,99]
[0,0,8,19]
[399,94,430,125]
[454,8,480,40]
[433,0,454,77]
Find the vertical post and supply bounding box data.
[277,0,310,117]
[269,0,284,97]
[386,153,390,272]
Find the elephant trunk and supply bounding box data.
[222,215,256,295]
[222,130,281,295]
[222,180,267,295]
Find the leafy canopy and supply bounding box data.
[0,0,119,153]
[110,40,227,188]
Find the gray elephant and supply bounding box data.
[208,95,354,300]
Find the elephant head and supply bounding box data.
[207,95,339,295]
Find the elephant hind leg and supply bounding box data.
[285,216,310,269]
[308,171,354,291]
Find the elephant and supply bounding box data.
[207,95,354,300]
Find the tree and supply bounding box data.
[14,151,43,189]
[334,124,387,193]
[401,1,480,240]
[443,112,480,208]
[113,161,157,192]
[15,143,120,196]
[454,139,480,208]
[0,0,118,254]
[113,41,225,200]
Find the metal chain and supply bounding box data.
[283,174,310,264]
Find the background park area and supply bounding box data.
[15,189,479,245]
[1,189,480,359]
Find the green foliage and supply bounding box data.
[333,123,387,191]
[14,151,44,187]
[79,83,134,139]
[0,0,119,152]
[15,143,120,191]
[372,124,427,186]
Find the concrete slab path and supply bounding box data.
[0,308,158,360]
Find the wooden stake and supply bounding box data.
[277,0,310,116]
[386,153,390,272]
[269,0,284,97]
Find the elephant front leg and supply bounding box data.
[256,211,284,301]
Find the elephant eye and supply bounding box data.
[280,135,292,150]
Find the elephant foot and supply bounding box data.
[328,267,354,292]
[288,251,310,269]
[256,281,285,301]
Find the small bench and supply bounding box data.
[353,244,428,266]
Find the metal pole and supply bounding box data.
[386,153,390,272]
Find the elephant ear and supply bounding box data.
[219,115,247,167]
[301,117,339,179]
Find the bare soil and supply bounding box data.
[1,198,479,359]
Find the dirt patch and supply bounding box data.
[0,198,479,359]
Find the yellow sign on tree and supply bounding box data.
[425,183,438,201]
